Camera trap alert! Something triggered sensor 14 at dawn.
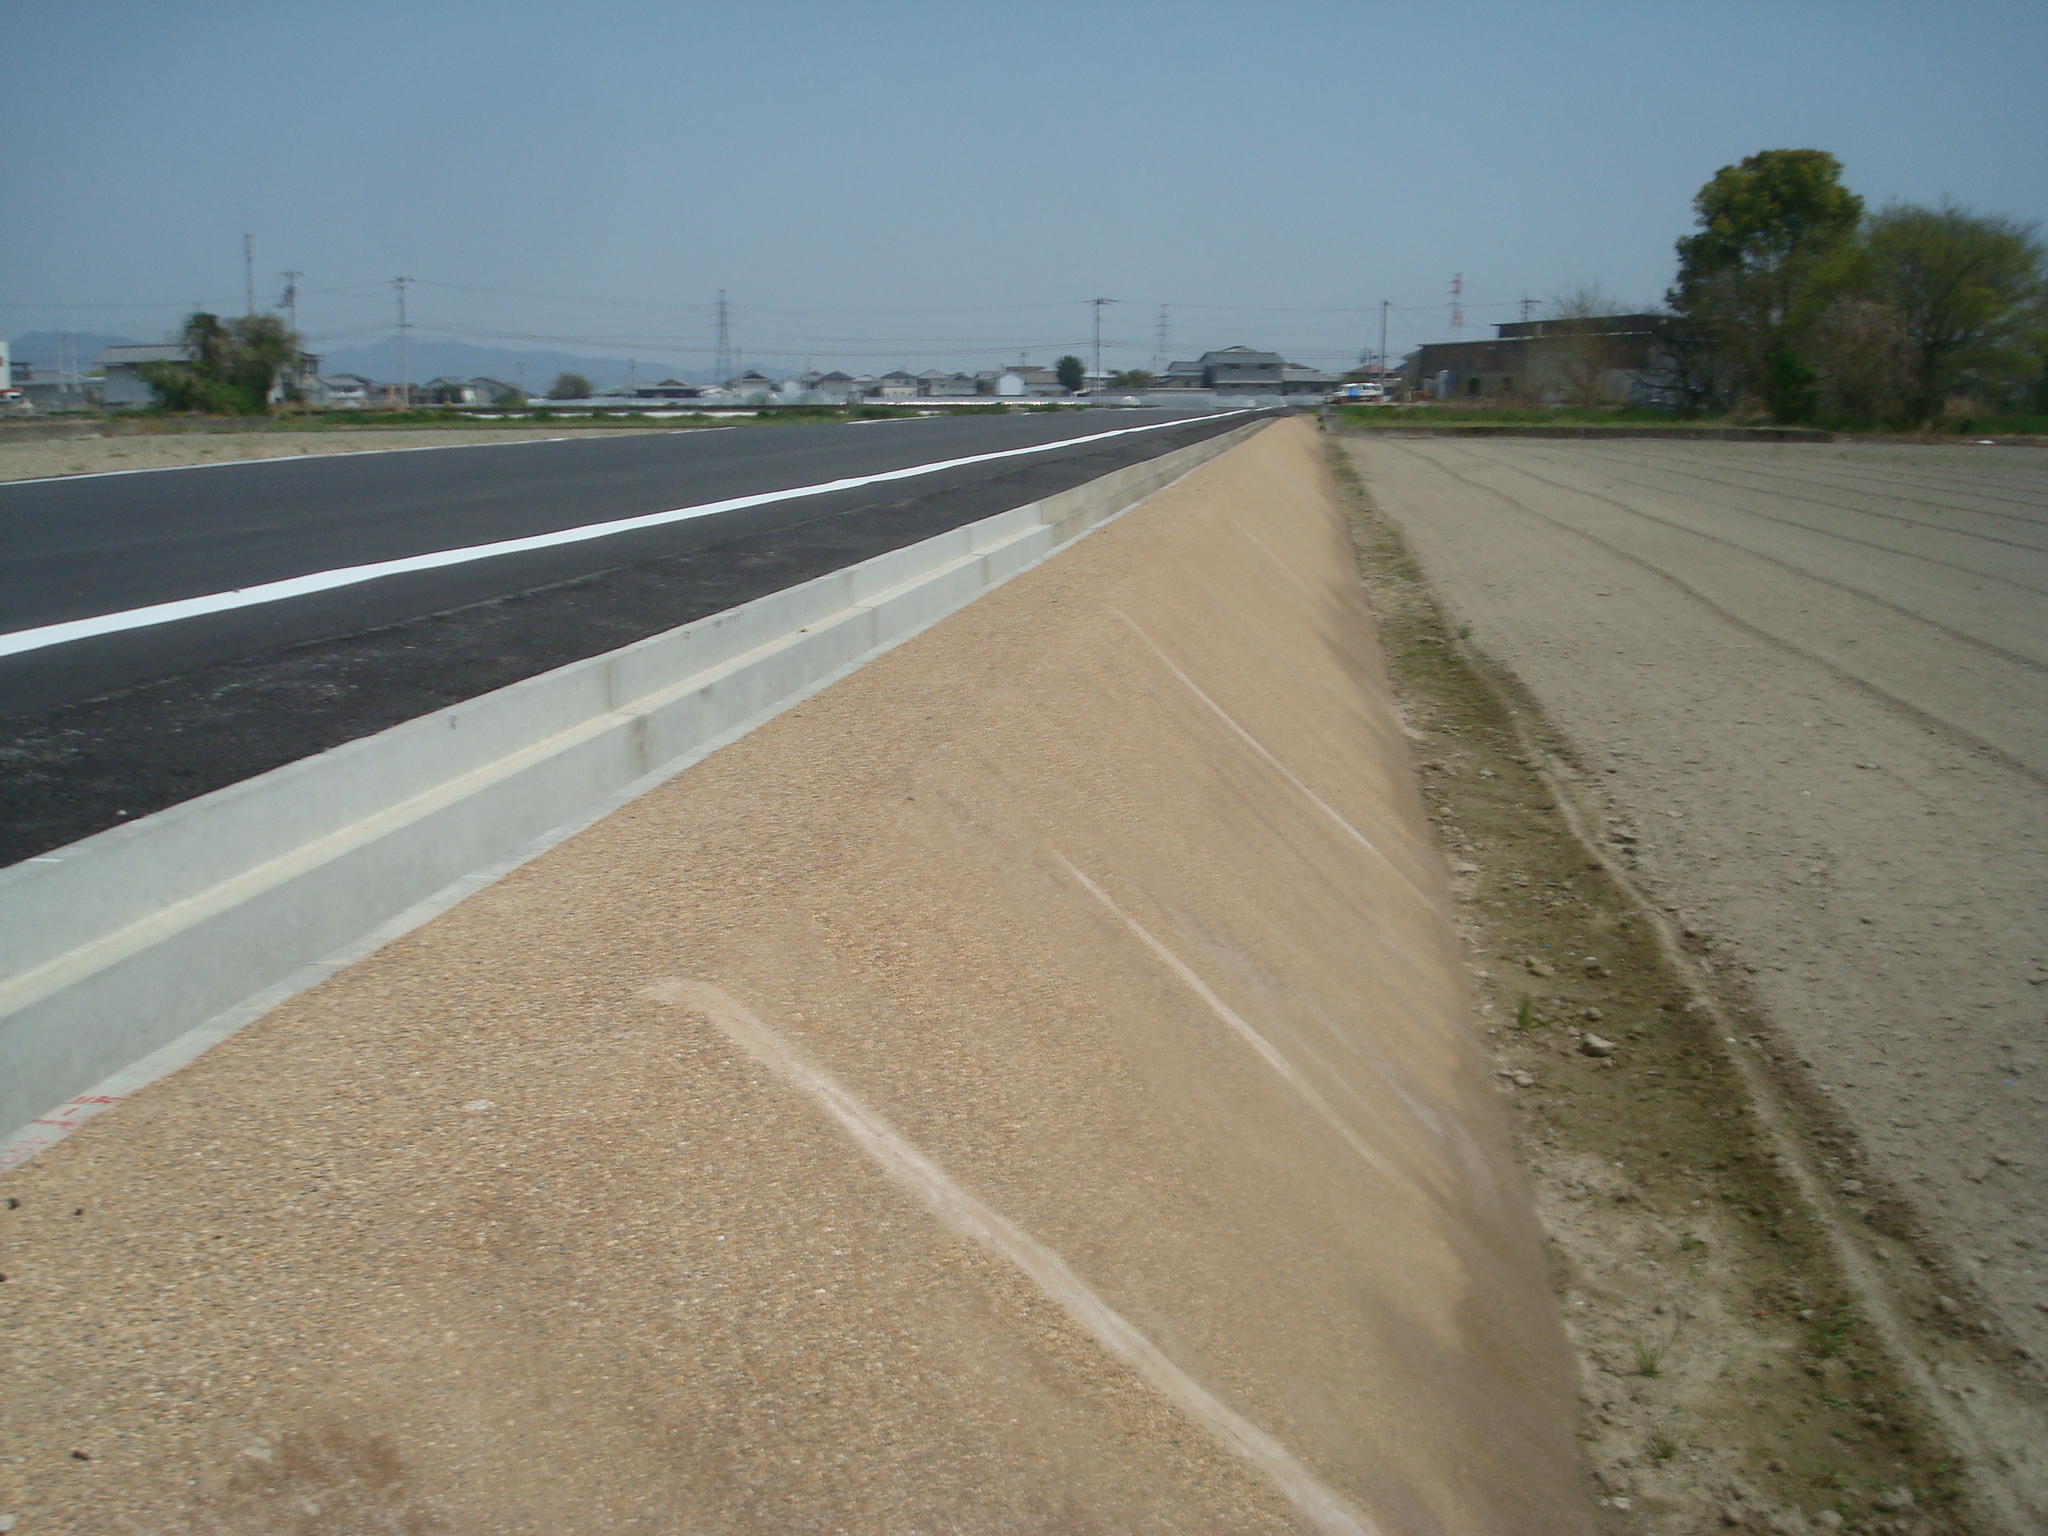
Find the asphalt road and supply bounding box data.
[1348,434,2048,1391]
[0,409,1254,862]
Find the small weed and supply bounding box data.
[1649,1432,1679,1461]
[1456,623,1473,640]
[1632,1312,1689,1377]
[1515,994,1536,1031]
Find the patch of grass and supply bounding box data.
[1514,994,1537,1031]
[1632,1312,1688,1377]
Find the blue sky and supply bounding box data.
[5,1,2044,376]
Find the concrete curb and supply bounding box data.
[0,419,1267,1154]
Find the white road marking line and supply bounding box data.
[1109,609,1437,907]
[0,413,1249,659]
[643,977,1379,1536]
[1053,854,1400,1185]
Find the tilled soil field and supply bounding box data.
[1337,431,2047,1535]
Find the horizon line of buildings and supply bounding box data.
[7,342,1350,412]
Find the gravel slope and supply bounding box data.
[1,422,1583,1535]
[1347,435,2048,1465]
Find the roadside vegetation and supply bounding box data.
[1375,148,2045,437]
[135,312,300,416]
[1665,150,2045,428]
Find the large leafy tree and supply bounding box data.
[1054,354,1087,393]
[1671,149,1863,421]
[140,312,300,415]
[1859,203,2044,423]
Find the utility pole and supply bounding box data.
[281,271,302,337]
[393,276,412,409]
[244,234,256,316]
[713,290,732,384]
[1379,300,1390,378]
[1153,305,1169,372]
[1519,295,1537,323]
[1089,297,1116,387]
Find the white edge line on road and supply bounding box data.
[643,977,1381,1536]
[0,412,1249,659]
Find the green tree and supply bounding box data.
[1857,203,2045,423]
[548,372,593,400]
[1671,149,1863,421]
[1054,354,1087,393]
[139,312,300,415]
[1107,368,1154,390]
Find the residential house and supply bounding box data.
[727,370,776,398]
[314,373,379,409]
[915,369,978,398]
[635,378,704,400]
[875,370,919,400]
[420,376,480,406]
[808,370,864,402]
[97,343,192,408]
[991,364,1063,398]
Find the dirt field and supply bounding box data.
[1342,432,2047,1532]
[0,425,644,483]
[1,423,1588,1535]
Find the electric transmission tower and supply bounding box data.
[1449,273,1464,342]
[1153,305,1170,372]
[713,290,733,383]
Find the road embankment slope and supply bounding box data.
[0,420,1585,1535]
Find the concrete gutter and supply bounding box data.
[0,418,1267,1154]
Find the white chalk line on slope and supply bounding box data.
[0,412,1249,659]
[641,977,1379,1536]
[1108,608,1439,911]
[1053,853,1402,1188]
